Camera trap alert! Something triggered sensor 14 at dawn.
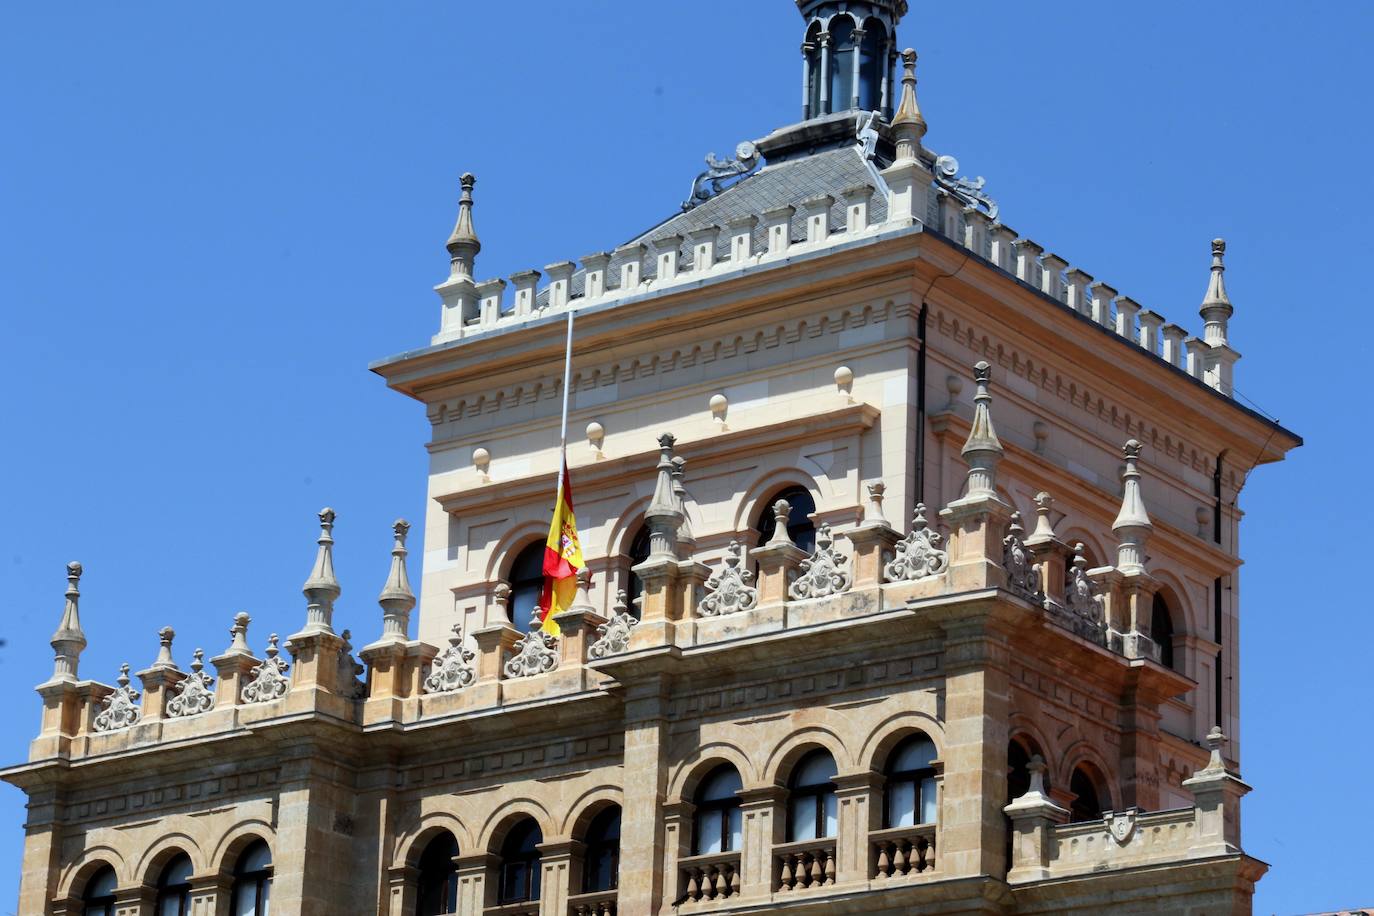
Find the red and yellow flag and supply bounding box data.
[539,462,583,635]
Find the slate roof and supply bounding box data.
[535,145,884,307]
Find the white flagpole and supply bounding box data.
[556,308,575,503]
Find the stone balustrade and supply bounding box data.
[567,890,617,915]
[870,823,937,880]
[485,904,539,916]
[678,851,741,903]
[773,839,837,891]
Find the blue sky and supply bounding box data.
[1,2,1369,912]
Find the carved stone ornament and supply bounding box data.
[1062,543,1107,645]
[241,634,291,704]
[166,649,216,719]
[93,664,141,733]
[698,541,758,617]
[589,590,638,660]
[337,629,365,700]
[788,523,852,600]
[1002,513,1043,602]
[504,612,559,679]
[884,504,949,582]
[1105,808,1138,845]
[682,141,761,211]
[423,624,476,694]
[933,153,999,220]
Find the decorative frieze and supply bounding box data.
[788,523,851,600]
[93,664,141,733]
[166,649,216,719]
[698,541,758,617]
[883,504,948,581]
[424,625,477,694]
[504,613,560,679]
[241,635,291,704]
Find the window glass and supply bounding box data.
[787,750,838,842]
[625,527,651,617]
[508,543,546,623]
[828,16,856,111]
[1152,594,1176,669]
[417,832,459,915]
[754,487,817,554]
[156,854,193,916]
[885,734,939,828]
[583,807,621,893]
[694,765,743,854]
[498,819,543,903]
[887,780,916,828]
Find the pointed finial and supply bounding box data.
[644,433,684,561]
[445,173,481,280]
[1112,440,1153,575]
[1203,726,1226,771]
[492,581,511,618]
[767,499,796,548]
[570,567,595,613]
[1029,492,1057,542]
[265,634,281,660]
[378,518,416,641]
[960,361,1003,499]
[1071,542,1090,574]
[528,608,545,634]
[1199,237,1233,345]
[302,507,341,633]
[153,626,178,669]
[1027,754,1048,796]
[862,482,890,526]
[226,612,252,656]
[116,662,132,689]
[912,503,931,532]
[671,456,696,549]
[49,561,88,681]
[890,48,927,162]
[189,648,205,674]
[612,589,630,617]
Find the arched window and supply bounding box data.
[417,832,459,916]
[230,840,272,916]
[1069,766,1107,822]
[155,854,193,916]
[624,526,651,618]
[498,819,543,904]
[81,865,117,916]
[582,806,622,893]
[884,734,938,828]
[828,16,856,112]
[508,542,546,624]
[858,20,886,111]
[754,486,817,554]
[693,765,743,854]
[787,750,838,842]
[1152,593,1176,669]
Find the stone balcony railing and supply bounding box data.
[773,838,837,892]
[870,823,936,880]
[678,851,741,904]
[567,889,617,915]
[485,903,539,916]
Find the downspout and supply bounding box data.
[1212,455,1224,727]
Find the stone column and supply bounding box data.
[832,772,880,885]
[455,852,495,912]
[188,872,231,916]
[384,864,416,916]
[619,676,671,914]
[1003,756,1069,882]
[738,786,784,898]
[15,786,63,916]
[1183,728,1251,858]
[538,839,582,916]
[937,615,1012,878]
[661,801,694,908]
[113,885,152,916]
[269,745,356,915]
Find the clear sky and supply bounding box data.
[1,2,1370,912]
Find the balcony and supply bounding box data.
[773,838,837,891]
[678,850,741,903]
[567,889,617,915]
[870,823,937,880]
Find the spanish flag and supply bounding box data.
[539,461,583,635]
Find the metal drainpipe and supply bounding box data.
[915,301,928,503]
[1213,456,1224,727]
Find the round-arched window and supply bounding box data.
[508,542,546,624]
[230,840,272,916]
[582,805,622,893]
[858,20,887,111]
[1152,594,1177,670]
[754,487,817,554]
[155,853,193,916]
[787,750,838,842]
[498,819,543,904]
[82,865,117,916]
[693,765,743,854]
[624,526,651,618]
[884,734,938,828]
[828,15,856,112]
[1069,766,1108,822]
[417,832,459,916]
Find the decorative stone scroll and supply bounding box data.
[1061,543,1107,645]
[241,635,291,704]
[504,612,559,679]
[788,523,851,600]
[423,624,476,694]
[337,630,365,699]
[884,504,949,581]
[93,664,141,733]
[1002,512,1043,602]
[589,590,638,659]
[166,649,216,719]
[698,541,758,617]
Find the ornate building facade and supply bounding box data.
[3,1,1299,914]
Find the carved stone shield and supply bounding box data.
[1105,808,1138,845]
